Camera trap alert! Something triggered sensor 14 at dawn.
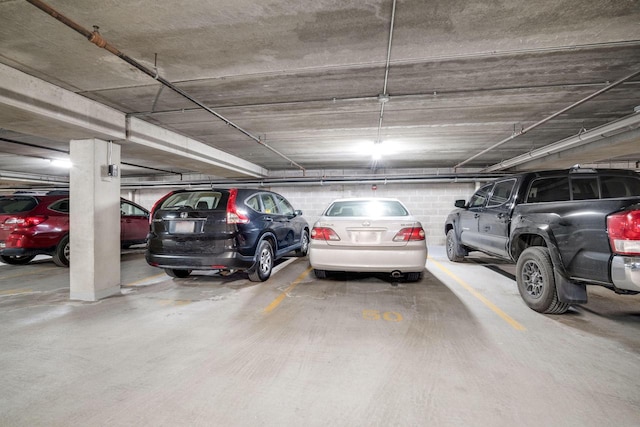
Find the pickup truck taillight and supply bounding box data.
[607,210,640,255]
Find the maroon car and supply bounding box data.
[0,192,149,266]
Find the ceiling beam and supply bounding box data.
[0,63,266,178]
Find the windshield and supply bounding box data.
[324,200,409,217]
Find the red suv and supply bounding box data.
[0,192,149,266]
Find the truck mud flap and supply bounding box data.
[554,270,587,304]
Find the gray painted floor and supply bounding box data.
[1,247,639,426]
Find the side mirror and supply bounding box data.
[294,210,303,216]
[454,199,467,208]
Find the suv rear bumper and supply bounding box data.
[145,251,255,271]
[611,255,640,293]
[0,247,52,257]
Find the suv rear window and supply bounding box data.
[0,197,38,214]
[160,191,223,210]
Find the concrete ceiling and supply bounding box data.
[0,0,639,188]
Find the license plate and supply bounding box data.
[0,242,5,248]
[351,231,379,243]
[173,221,195,233]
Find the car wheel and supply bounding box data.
[0,255,36,265]
[406,271,422,282]
[314,269,327,279]
[446,229,465,262]
[248,240,274,282]
[164,268,192,278]
[52,235,70,267]
[296,230,310,257]
[516,247,570,314]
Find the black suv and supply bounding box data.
[145,188,309,281]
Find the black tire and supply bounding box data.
[446,229,465,262]
[314,269,327,279]
[295,230,310,257]
[516,247,570,314]
[406,271,423,282]
[0,255,36,265]
[248,240,274,282]
[164,268,192,278]
[52,235,70,267]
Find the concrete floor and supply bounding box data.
[1,247,639,426]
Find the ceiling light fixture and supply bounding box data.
[372,143,383,161]
[50,159,72,168]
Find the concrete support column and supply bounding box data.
[69,139,121,301]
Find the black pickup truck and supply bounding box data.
[444,167,640,314]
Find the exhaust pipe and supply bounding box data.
[391,270,402,278]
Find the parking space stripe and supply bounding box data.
[0,266,61,281]
[123,273,167,288]
[263,266,312,314]
[429,258,526,331]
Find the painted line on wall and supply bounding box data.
[429,257,526,331]
[263,266,312,314]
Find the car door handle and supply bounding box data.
[474,213,480,218]
[497,213,505,219]
[264,217,273,221]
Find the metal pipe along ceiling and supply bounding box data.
[25,0,306,173]
[454,68,640,170]
[370,0,397,172]
[375,0,397,145]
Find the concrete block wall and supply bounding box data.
[124,181,477,246]
[269,182,476,246]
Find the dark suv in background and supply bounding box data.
[145,188,309,281]
[0,192,149,267]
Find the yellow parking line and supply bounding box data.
[0,288,34,296]
[263,266,312,313]
[0,266,60,281]
[429,258,526,331]
[123,273,167,288]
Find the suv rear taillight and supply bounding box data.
[226,188,250,224]
[607,210,640,255]
[393,227,426,242]
[311,227,340,241]
[3,215,47,229]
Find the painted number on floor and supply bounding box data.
[362,310,403,322]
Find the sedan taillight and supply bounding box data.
[607,209,640,255]
[311,227,340,241]
[393,227,426,242]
